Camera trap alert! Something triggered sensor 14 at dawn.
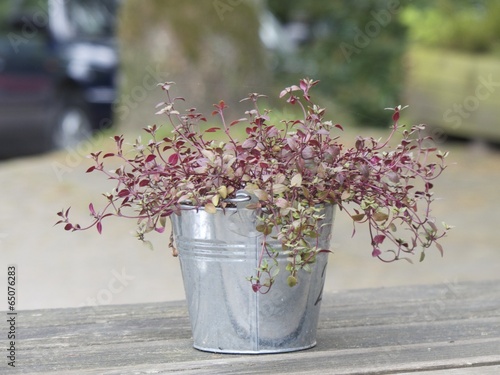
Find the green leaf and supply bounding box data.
[275,197,289,209]
[352,213,365,222]
[159,216,167,228]
[200,149,215,161]
[211,194,220,206]
[256,223,272,235]
[256,224,266,233]
[142,240,154,251]
[290,173,302,187]
[218,185,228,199]
[341,190,351,200]
[287,275,298,287]
[204,203,217,214]
[272,184,288,194]
[373,211,389,222]
[254,189,269,201]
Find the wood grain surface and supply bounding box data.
[6,280,500,374]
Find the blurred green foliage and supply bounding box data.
[268,0,408,127]
[401,0,500,54]
[0,0,48,29]
[117,0,271,129]
[119,1,265,66]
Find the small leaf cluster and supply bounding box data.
[56,79,450,293]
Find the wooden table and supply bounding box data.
[9,280,500,374]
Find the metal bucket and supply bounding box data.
[170,201,335,354]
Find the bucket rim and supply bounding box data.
[176,200,335,214]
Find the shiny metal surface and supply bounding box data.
[171,203,335,354]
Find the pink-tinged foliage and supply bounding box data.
[204,127,220,133]
[145,154,156,163]
[373,234,386,245]
[167,153,179,165]
[56,78,450,293]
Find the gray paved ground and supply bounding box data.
[0,139,499,311]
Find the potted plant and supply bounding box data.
[56,78,450,353]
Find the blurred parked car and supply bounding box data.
[0,0,119,158]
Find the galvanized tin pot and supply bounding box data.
[170,200,335,354]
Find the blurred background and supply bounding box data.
[0,0,499,310]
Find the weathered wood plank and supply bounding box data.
[6,280,500,374]
[400,365,500,375]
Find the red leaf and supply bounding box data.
[372,248,382,257]
[205,127,220,133]
[392,110,400,122]
[168,153,179,165]
[299,79,307,91]
[139,179,150,187]
[373,234,386,245]
[103,153,115,158]
[317,249,333,254]
[89,203,96,216]
[86,166,95,173]
[229,118,246,127]
[145,154,156,163]
[335,124,344,131]
[242,139,257,149]
[64,223,73,231]
[97,222,102,234]
[117,189,130,197]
